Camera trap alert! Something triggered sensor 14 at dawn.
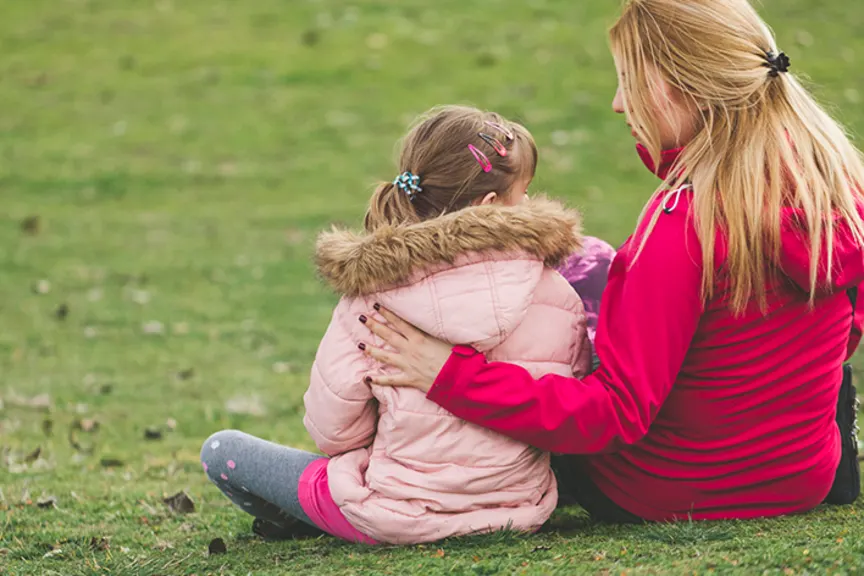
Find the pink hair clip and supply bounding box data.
[484,121,514,141]
[477,133,508,157]
[468,144,492,173]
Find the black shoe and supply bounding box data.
[252,517,325,541]
[825,364,860,505]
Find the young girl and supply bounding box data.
[360,0,863,522]
[201,106,601,544]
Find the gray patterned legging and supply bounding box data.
[200,430,323,528]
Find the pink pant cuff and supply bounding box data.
[297,459,377,545]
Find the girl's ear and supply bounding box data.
[473,192,499,206]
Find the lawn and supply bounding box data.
[1,0,863,574]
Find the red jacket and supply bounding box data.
[427,146,864,521]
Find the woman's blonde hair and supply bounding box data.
[364,105,537,232]
[610,0,864,312]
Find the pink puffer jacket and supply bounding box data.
[304,198,591,544]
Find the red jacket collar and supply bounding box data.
[636,143,685,180]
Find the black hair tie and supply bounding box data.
[765,51,791,77]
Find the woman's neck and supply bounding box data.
[636,144,685,180]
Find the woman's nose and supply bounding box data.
[612,86,625,114]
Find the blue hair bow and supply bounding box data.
[393,171,423,201]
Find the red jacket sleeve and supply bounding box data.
[427,200,704,454]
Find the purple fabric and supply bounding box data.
[556,236,616,341]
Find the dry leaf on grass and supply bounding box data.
[176,368,195,380]
[163,491,195,514]
[301,29,320,47]
[32,280,51,295]
[69,432,95,454]
[55,304,69,321]
[21,216,41,235]
[69,419,100,454]
[225,394,266,416]
[36,495,57,509]
[142,321,165,335]
[5,392,52,411]
[208,537,227,555]
[24,446,41,463]
[272,362,298,374]
[78,418,99,432]
[89,536,110,551]
[138,499,158,515]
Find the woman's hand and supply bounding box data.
[358,305,452,393]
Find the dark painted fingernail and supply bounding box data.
[373,303,381,311]
[359,315,367,324]
[364,376,373,385]
[358,342,366,351]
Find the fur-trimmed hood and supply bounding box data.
[315,197,583,297]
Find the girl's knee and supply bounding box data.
[200,430,246,471]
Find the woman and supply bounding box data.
[358,0,863,522]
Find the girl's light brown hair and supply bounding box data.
[610,0,864,312]
[364,105,537,232]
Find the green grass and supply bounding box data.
[1,0,863,574]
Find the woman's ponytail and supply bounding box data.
[363,181,420,232]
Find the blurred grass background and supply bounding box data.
[1,0,863,574]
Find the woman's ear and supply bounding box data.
[472,192,499,206]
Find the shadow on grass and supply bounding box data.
[542,505,734,545]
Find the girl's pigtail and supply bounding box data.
[364,180,420,232]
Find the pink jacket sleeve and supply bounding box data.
[303,310,378,456]
[427,203,704,454]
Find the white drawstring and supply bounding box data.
[662,184,692,214]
